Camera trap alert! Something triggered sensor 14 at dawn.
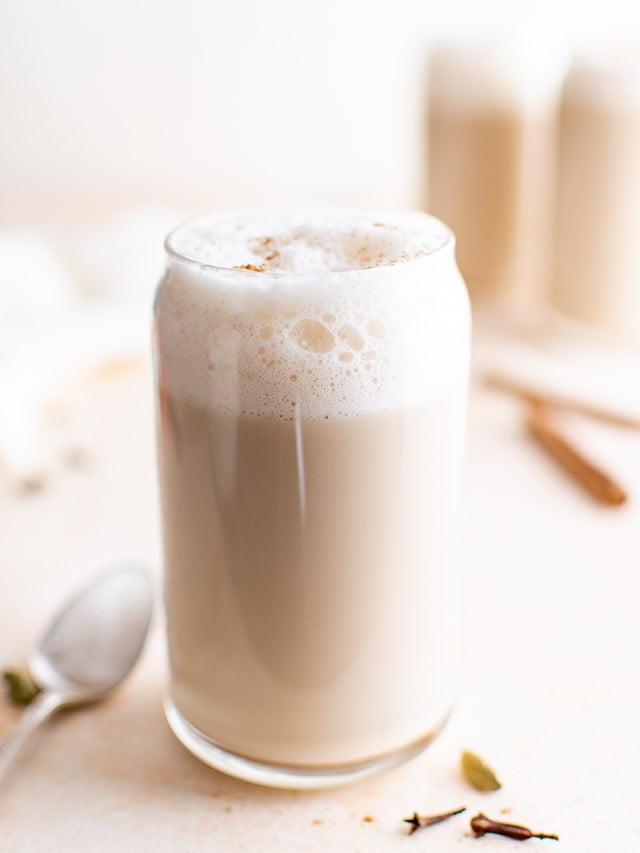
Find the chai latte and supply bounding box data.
[154,210,470,781]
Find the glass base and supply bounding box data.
[164,699,449,790]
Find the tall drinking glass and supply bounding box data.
[153,210,470,788]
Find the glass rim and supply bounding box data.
[164,207,455,279]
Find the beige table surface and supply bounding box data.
[1,342,639,852]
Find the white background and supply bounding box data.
[2,0,639,226]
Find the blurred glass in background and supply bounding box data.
[551,48,640,342]
[427,41,564,313]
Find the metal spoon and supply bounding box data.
[0,566,153,779]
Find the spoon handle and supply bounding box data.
[0,690,63,780]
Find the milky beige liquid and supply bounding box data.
[160,397,464,765]
[154,210,470,770]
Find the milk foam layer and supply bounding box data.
[156,210,469,420]
[166,209,449,273]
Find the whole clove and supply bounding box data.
[470,812,559,841]
[404,806,466,835]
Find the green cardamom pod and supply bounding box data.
[3,669,40,706]
[461,750,502,791]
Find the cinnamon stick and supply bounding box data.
[487,372,640,431]
[528,402,627,506]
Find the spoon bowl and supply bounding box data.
[0,566,153,780]
[29,567,152,700]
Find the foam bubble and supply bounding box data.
[155,210,470,420]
